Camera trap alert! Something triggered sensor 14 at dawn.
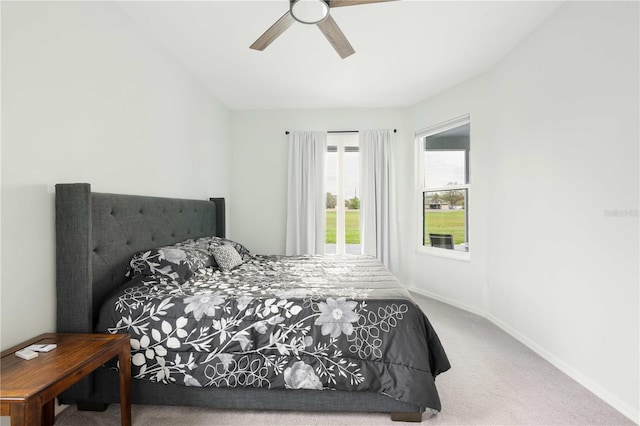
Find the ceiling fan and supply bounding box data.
[250,0,398,59]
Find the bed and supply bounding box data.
[55,183,450,422]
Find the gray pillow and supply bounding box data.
[211,245,243,272]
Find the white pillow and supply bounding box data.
[211,245,243,272]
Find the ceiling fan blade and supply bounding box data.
[250,11,295,51]
[316,15,355,59]
[329,0,398,8]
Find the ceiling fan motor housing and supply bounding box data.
[290,0,330,25]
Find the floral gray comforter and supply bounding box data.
[96,255,450,410]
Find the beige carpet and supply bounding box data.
[55,293,635,425]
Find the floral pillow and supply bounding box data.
[127,242,213,282]
[194,236,252,263]
[211,245,244,272]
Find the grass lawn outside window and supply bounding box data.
[424,210,466,245]
[326,210,360,244]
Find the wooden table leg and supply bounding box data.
[10,398,42,426]
[42,399,55,426]
[118,341,132,426]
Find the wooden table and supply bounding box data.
[1,333,131,426]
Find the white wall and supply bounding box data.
[409,1,638,421]
[0,2,231,350]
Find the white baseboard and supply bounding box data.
[55,400,68,415]
[406,286,639,424]
[405,285,487,318]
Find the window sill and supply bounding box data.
[416,246,471,262]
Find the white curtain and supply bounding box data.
[359,129,398,269]
[285,131,327,255]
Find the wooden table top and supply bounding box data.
[0,333,130,401]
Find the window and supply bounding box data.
[417,115,470,255]
[326,133,360,255]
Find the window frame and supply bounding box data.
[415,115,471,261]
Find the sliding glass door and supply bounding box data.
[326,133,360,255]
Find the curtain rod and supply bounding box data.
[285,129,397,135]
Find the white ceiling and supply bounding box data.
[116,0,563,110]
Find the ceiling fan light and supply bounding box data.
[290,0,329,25]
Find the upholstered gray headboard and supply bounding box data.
[55,183,225,335]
